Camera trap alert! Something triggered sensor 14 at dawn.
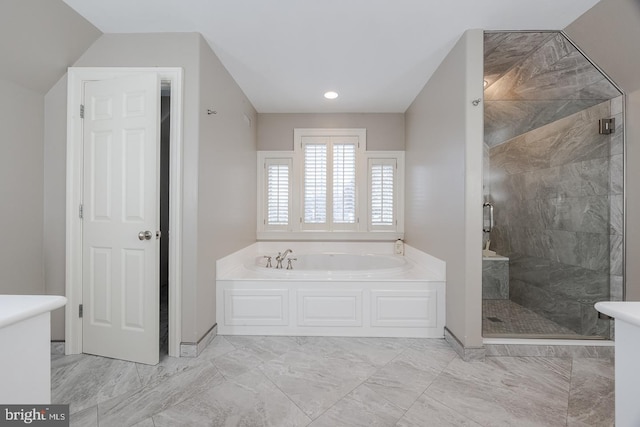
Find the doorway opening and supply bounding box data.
[160,84,170,354]
[65,67,183,361]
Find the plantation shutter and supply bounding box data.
[333,143,356,223]
[265,158,291,227]
[303,143,327,224]
[370,158,396,228]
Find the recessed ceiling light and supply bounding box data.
[483,80,488,88]
[324,91,339,100]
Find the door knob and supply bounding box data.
[138,230,153,241]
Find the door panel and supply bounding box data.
[82,73,160,365]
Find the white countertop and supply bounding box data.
[0,295,67,329]
[595,301,640,327]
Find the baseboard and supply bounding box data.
[51,341,65,355]
[444,327,485,362]
[180,324,217,358]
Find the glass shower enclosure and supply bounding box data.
[481,31,624,339]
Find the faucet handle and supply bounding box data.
[262,256,272,268]
[286,258,297,270]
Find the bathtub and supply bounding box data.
[216,242,446,338]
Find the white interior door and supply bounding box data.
[81,73,160,365]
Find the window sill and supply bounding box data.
[257,231,405,241]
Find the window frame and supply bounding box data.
[367,154,404,232]
[263,156,293,231]
[257,152,294,232]
[257,129,404,241]
[298,133,363,232]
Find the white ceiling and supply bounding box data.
[62,0,600,113]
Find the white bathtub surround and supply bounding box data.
[595,301,640,427]
[216,242,445,338]
[0,295,67,404]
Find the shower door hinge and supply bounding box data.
[79,304,83,318]
[599,118,615,134]
[80,104,85,119]
[79,204,84,219]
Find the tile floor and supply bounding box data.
[52,335,614,426]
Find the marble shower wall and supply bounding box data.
[484,32,621,147]
[489,99,622,337]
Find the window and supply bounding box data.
[259,155,292,231]
[257,129,404,240]
[265,159,291,226]
[332,143,356,224]
[369,158,396,230]
[303,142,327,224]
[300,135,359,231]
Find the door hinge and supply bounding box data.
[80,104,85,119]
[599,118,615,134]
[79,204,84,219]
[79,304,83,318]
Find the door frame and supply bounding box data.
[65,67,183,358]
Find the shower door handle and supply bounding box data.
[483,202,494,232]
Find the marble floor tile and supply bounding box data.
[69,405,98,427]
[51,335,615,427]
[51,353,142,414]
[309,384,404,427]
[152,369,311,427]
[567,358,614,426]
[196,334,237,361]
[298,336,408,367]
[224,335,300,362]
[363,347,450,410]
[98,361,223,427]
[259,349,378,419]
[131,418,155,426]
[135,349,208,387]
[397,394,482,427]
[403,338,459,369]
[425,356,572,426]
[211,348,265,379]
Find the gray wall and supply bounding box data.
[0,0,101,339]
[44,76,68,339]
[196,37,257,341]
[44,33,257,343]
[258,113,404,151]
[565,0,640,301]
[405,29,484,348]
[628,90,640,300]
[0,78,45,295]
[0,0,101,93]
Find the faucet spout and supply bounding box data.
[275,249,293,269]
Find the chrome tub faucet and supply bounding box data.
[275,249,293,269]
